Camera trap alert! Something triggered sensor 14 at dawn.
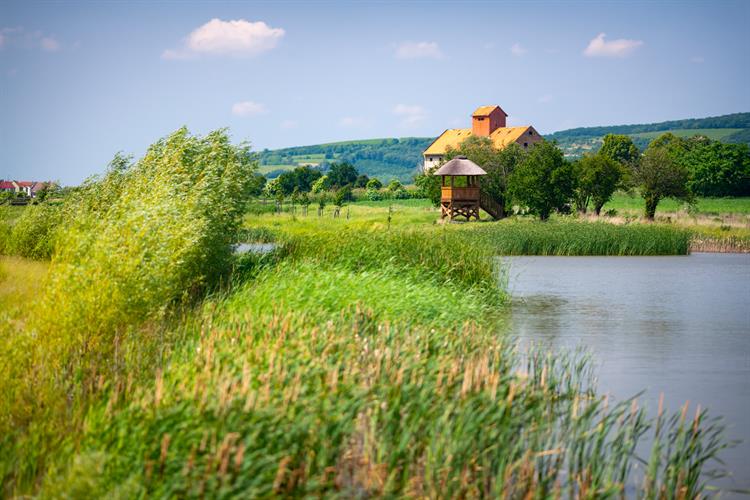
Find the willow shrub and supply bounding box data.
[40,127,256,371]
[4,203,63,259]
[1,129,256,491]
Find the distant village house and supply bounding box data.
[0,180,52,198]
[422,105,542,170]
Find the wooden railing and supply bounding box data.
[441,186,480,202]
[479,191,503,220]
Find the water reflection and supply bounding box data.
[503,253,750,492]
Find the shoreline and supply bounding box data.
[690,238,750,253]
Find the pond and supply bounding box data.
[504,253,750,493]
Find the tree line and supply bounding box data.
[259,161,413,210]
[416,132,750,220]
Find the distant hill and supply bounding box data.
[256,112,750,181]
[546,112,750,156]
[256,137,432,183]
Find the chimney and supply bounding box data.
[472,105,507,136]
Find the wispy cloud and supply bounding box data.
[339,116,367,128]
[394,41,442,60]
[393,104,426,127]
[0,27,61,52]
[231,101,267,117]
[537,94,553,104]
[40,37,60,52]
[584,33,643,58]
[511,42,527,56]
[163,18,285,59]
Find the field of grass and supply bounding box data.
[0,256,48,330]
[0,168,736,498]
[604,192,750,215]
[628,128,744,141]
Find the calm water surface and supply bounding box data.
[504,253,750,492]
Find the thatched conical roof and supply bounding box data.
[433,156,487,176]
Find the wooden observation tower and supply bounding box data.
[434,156,488,221]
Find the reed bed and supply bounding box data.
[467,219,692,256]
[40,301,729,497]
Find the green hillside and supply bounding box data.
[547,112,750,156]
[256,137,432,183]
[256,113,750,180]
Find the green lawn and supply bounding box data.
[604,192,750,215]
[628,128,743,141]
[257,163,298,174]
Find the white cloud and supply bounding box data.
[393,104,426,127]
[231,101,267,117]
[280,120,298,129]
[163,18,285,59]
[690,56,705,64]
[0,27,61,52]
[537,94,553,104]
[394,41,442,60]
[584,33,643,58]
[40,36,60,52]
[511,42,527,56]
[339,116,366,128]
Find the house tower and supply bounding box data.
[471,105,507,136]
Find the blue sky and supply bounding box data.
[1,0,749,185]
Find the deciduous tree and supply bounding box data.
[637,137,692,219]
[573,154,625,215]
[508,141,575,221]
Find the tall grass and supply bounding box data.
[36,291,729,497]
[468,219,692,256]
[0,173,732,496]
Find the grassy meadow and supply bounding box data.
[0,132,742,496]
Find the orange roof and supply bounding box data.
[472,105,507,117]
[423,126,535,155]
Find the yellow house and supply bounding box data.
[422,105,542,171]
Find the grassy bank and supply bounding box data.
[0,185,733,496]
[244,202,693,256]
[603,192,750,215]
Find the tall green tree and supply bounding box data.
[637,136,692,219]
[508,142,574,220]
[573,154,625,215]
[599,134,640,168]
[414,168,441,206]
[276,165,323,195]
[444,136,525,217]
[327,162,359,188]
[680,137,750,197]
[354,174,370,188]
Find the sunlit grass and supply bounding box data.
[0,193,735,497]
[0,256,48,331]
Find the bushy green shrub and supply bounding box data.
[40,128,256,357]
[5,203,62,259]
[0,129,257,490]
[365,188,382,201]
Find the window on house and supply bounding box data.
[524,142,528,148]
[529,130,534,135]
